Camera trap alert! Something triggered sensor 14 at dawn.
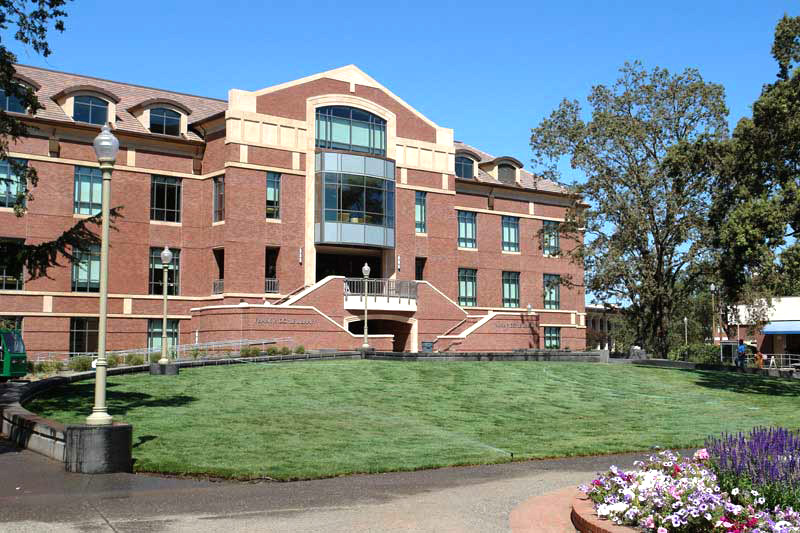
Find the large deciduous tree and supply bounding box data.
[711,15,800,310]
[530,62,728,358]
[0,1,120,283]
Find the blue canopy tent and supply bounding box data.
[762,321,800,335]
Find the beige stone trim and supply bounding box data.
[471,306,581,314]
[2,311,191,319]
[239,144,248,163]
[224,161,305,177]
[400,167,407,184]
[0,207,13,213]
[42,295,52,312]
[396,183,455,196]
[501,251,521,255]
[126,147,136,166]
[442,173,449,190]
[529,201,535,215]
[212,220,225,226]
[415,232,427,237]
[123,298,132,314]
[454,205,565,222]
[457,247,479,252]
[72,213,91,220]
[265,217,281,224]
[149,220,182,227]
[0,290,279,301]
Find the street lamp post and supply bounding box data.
[86,125,118,426]
[362,262,370,350]
[683,316,688,347]
[159,246,173,365]
[710,282,721,363]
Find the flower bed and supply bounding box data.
[579,430,800,532]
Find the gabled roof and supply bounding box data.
[13,64,228,142]
[454,141,569,194]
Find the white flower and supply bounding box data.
[731,488,740,496]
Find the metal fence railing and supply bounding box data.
[212,279,224,294]
[31,337,296,364]
[344,278,418,300]
[265,278,279,293]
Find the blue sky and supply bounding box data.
[10,0,799,184]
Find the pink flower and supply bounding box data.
[693,448,710,460]
[658,527,668,533]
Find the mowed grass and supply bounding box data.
[24,361,800,480]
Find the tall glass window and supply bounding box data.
[266,172,280,219]
[69,317,99,354]
[455,156,474,179]
[323,172,394,227]
[0,158,26,208]
[147,318,179,353]
[502,271,520,308]
[71,244,100,292]
[458,268,477,307]
[0,87,25,113]
[543,220,560,256]
[149,247,180,296]
[502,216,519,252]
[543,273,560,310]
[213,176,224,222]
[0,240,22,290]
[457,211,477,248]
[315,106,386,155]
[415,191,427,233]
[73,95,108,125]
[73,166,103,215]
[150,108,180,136]
[150,175,182,222]
[544,327,561,349]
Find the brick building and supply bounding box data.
[0,64,586,355]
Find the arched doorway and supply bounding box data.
[346,316,416,352]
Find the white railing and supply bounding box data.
[344,278,418,299]
[212,279,224,294]
[761,353,800,369]
[265,278,279,293]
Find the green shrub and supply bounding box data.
[190,348,203,359]
[126,354,145,366]
[239,346,259,358]
[294,345,305,354]
[279,346,291,355]
[106,355,119,368]
[68,356,93,372]
[266,345,279,356]
[39,360,62,374]
[149,352,160,363]
[668,343,720,364]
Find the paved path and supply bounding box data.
[0,438,647,532]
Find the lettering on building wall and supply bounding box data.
[255,317,315,326]
[495,322,533,329]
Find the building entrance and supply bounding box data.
[316,252,382,281]
[348,319,411,352]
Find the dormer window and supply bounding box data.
[150,107,181,136]
[455,156,474,179]
[73,95,108,125]
[0,87,25,114]
[498,163,516,184]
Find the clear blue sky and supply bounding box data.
[10,0,799,182]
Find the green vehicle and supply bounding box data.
[0,329,27,381]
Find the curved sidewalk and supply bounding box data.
[0,437,648,532]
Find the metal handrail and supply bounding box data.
[212,279,224,294]
[344,278,418,299]
[265,278,279,293]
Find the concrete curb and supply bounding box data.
[633,358,798,378]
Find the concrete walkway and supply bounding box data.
[0,437,648,532]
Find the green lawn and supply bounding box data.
[23,361,800,480]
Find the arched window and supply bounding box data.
[150,107,181,136]
[498,163,516,183]
[315,106,386,156]
[73,95,108,125]
[455,156,474,179]
[0,86,25,113]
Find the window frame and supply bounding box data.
[147,318,179,352]
[0,239,23,290]
[455,156,474,179]
[150,175,182,222]
[266,171,281,219]
[0,85,26,114]
[71,244,101,292]
[502,216,520,252]
[458,267,477,307]
[69,317,99,354]
[149,107,181,136]
[502,271,520,308]
[73,165,103,215]
[543,220,561,256]
[213,175,225,222]
[149,247,181,296]
[498,163,517,183]
[315,106,387,156]
[73,95,109,125]
[543,273,561,310]
[0,158,27,209]
[544,326,561,349]
[415,190,427,233]
[457,210,477,248]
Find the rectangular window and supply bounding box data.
[415,191,427,233]
[73,166,103,215]
[543,273,561,310]
[266,172,280,219]
[149,247,180,296]
[71,244,100,292]
[502,216,520,252]
[543,220,560,256]
[213,175,224,222]
[0,158,26,209]
[0,240,22,290]
[457,211,477,248]
[544,327,561,349]
[415,257,426,281]
[0,316,22,330]
[147,318,179,353]
[69,317,98,354]
[502,271,520,308]
[150,175,182,222]
[458,268,477,307]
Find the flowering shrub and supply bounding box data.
[579,449,800,532]
[707,427,800,510]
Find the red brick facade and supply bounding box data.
[0,64,586,356]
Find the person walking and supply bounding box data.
[737,339,746,370]
[754,348,764,369]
